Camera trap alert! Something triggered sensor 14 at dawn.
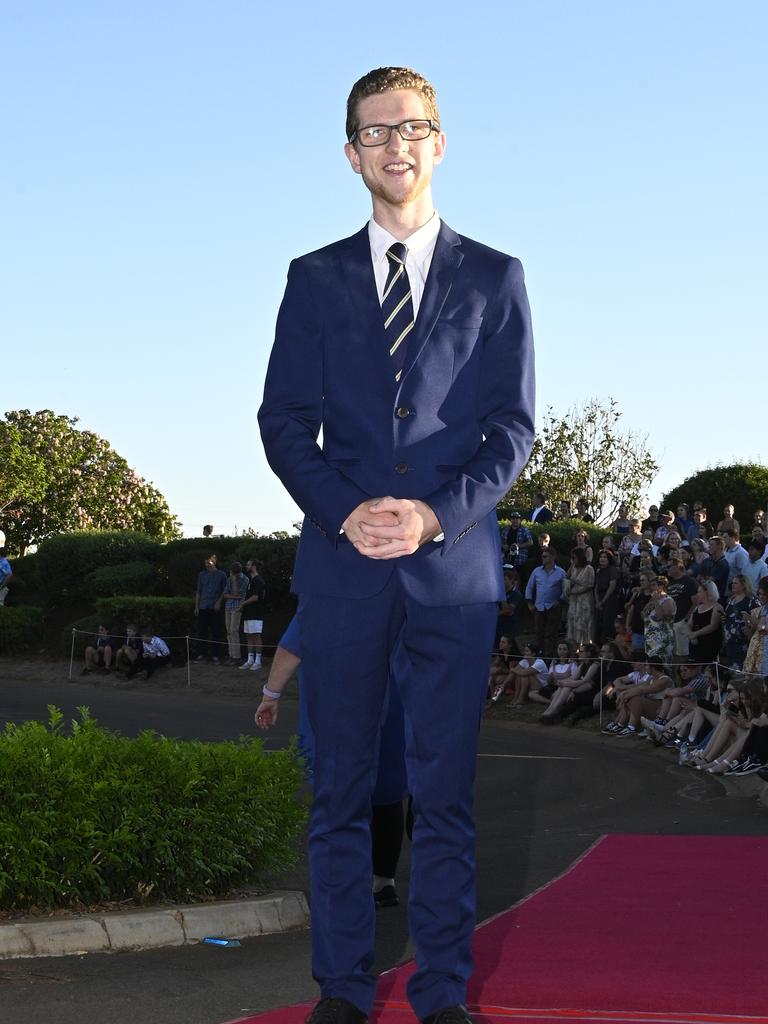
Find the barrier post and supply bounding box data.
[186,636,191,688]
[68,628,76,681]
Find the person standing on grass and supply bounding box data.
[221,561,249,665]
[258,66,535,1024]
[239,559,266,671]
[194,555,226,662]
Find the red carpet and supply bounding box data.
[226,835,768,1024]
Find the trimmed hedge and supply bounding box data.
[85,560,159,598]
[661,463,768,528]
[0,707,307,911]
[35,531,162,604]
[0,606,45,654]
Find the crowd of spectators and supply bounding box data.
[493,496,768,775]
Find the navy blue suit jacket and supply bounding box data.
[259,221,535,606]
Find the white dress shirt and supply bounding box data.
[368,212,441,318]
[366,211,444,541]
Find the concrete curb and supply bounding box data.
[0,890,309,960]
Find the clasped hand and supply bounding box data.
[342,497,440,560]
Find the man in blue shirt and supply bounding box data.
[0,548,12,606]
[525,547,566,656]
[194,556,227,662]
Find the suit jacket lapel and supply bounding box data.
[336,226,395,384]
[399,221,463,382]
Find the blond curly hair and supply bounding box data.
[346,67,440,141]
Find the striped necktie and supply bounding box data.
[381,242,415,382]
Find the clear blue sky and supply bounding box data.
[3,1,766,535]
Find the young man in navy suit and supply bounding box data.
[259,67,535,1024]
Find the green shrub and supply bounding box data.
[0,606,45,654]
[1,551,42,606]
[0,707,307,911]
[661,463,768,530]
[85,560,158,598]
[35,531,162,604]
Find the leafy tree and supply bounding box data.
[500,397,659,526]
[661,463,768,529]
[0,410,180,554]
[0,420,47,515]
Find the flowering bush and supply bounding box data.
[0,409,180,554]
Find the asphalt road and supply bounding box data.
[1,668,766,1024]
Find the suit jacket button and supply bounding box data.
[395,462,408,475]
[395,406,410,419]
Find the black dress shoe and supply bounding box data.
[305,997,368,1024]
[421,1006,474,1024]
[373,884,399,908]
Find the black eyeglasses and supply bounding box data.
[349,118,440,146]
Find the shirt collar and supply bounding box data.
[368,211,441,264]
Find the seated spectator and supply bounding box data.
[642,576,676,662]
[497,565,523,648]
[642,659,712,736]
[600,657,655,734]
[115,623,143,676]
[721,528,750,584]
[565,548,595,646]
[501,511,533,571]
[688,580,723,666]
[685,680,755,773]
[723,704,768,775]
[82,624,115,675]
[744,541,768,594]
[556,642,603,720]
[535,531,551,560]
[723,574,758,669]
[525,547,565,657]
[611,504,632,535]
[611,656,674,736]
[488,634,517,703]
[131,628,171,680]
[556,500,572,520]
[573,528,594,564]
[590,641,630,718]
[575,497,594,522]
[0,547,12,606]
[540,641,592,720]
[600,535,616,554]
[507,643,550,705]
[716,503,740,535]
